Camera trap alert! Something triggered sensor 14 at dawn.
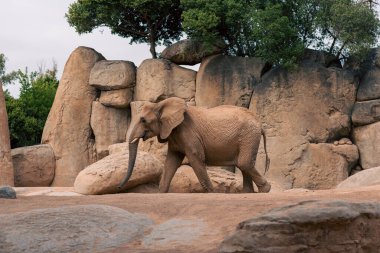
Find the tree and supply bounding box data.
[66,0,183,58]
[5,67,58,148]
[0,53,17,85]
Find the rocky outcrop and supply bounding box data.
[352,99,380,126]
[337,166,380,189]
[99,88,133,108]
[11,144,55,187]
[0,186,16,199]
[195,55,268,108]
[90,101,129,160]
[0,205,153,253]
[169,165,242,193]
[160,39,225,65]
[134,59,196,102]
[41,47,105,186]
[74,151,163,195]
[89,60,136,90]
[250,62,358,190]
[353,122,380,169]
[219,200,380,253]
[0,81,14,186]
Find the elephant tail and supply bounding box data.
[262,129,270,175]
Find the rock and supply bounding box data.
[89,60,136,90]
[0,186,16,199]
[291,143,359,189]
[195,55,268,108]
[350,165,363,176]
[41,47,105,186]
[90,101,129,160]
[337,166,380,189]
[352,99,380,126]
[0,81,14,186]
[353,121,380,169]
[134,59,196,102]
[301,48,341,67]
[74,151,163,195]
[160,39,225,65]
[0,205,153,253]
[219,200,380,253]
[11,144,55,187]
[356,48,380,101]
[169,165,243,193]
[99,88,133,108]
[250,62,358,189]
[338,137,351,145]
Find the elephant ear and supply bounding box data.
[158,97,186,140]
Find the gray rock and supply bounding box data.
[160,39,225,65]
[0,205,153,253]
[219,200,380,253]
[352,99,380,126]
[356,48,380,101]
[0,186,16,199]
[89,60,136,90]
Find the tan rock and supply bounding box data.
[169,165,243,193]
[356,48,380,101]
[353,121,380,169]
[134,59,196,102]
[0,81,14,186]
[74,151,163,195]
[99,88,133,108]
[11,144,55,187]
[195,55,268,108]
[352,99,380,126]
[250,63,358,189]
[89,60,136,90]
[90,101,129,160]
[337,166,380,189]
[41,47,105,186]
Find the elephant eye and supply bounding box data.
[140,117,147,124]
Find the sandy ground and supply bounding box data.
[1,186,380,252]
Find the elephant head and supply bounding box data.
[118,97,187,189]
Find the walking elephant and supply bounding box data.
[119,97,271,193]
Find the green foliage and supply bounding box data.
[5,68,58,148]
[66,0,183,58]
[0,53,18,85]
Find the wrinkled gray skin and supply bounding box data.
[119,97,271,193]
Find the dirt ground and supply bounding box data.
[1,186,380,252]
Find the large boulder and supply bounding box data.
[11,144,55,187]
[74,151,163,195]
[353,121,380,169]
[219,200,380,253]
[90,101,129,160]
[250,61,358,189]
[337,166,380,189]
[160,39,225,65]
[41,47,105,186]
[169,165,243,193]
[89,60,136,90]
[134,59,196,102]
[99,88,133,108]
[0,81,14,186]
[352,99,380,126]
[0,186,16,199]
[195,55,268,108]
[356,48,380,101]
[0,205,154,253]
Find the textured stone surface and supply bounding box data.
[160,39,224,65]
[250,62,358,189]
[353,121,380,169]
[0,81,14,186]
[219,200,380,253]
[356,48,380,101]
[352,99,380,126]
[195,55,268,108]
[134,59,196,102]
[89,60,136,90]
[0,205,153,253]
[11,144,55,187]
[99,88,133,108]
[0,186,16,199]
[74,151,163,195]
[337,166,380,189]
[41,47,105,186]
[90,101,129,160]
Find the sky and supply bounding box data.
[0,0,171,97]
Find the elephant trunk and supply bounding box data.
[118,138,140,189]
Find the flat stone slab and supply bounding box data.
[14,187,82,197]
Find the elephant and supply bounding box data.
[118,97,271,193]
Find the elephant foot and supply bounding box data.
[258,182,271,193]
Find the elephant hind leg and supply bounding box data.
[238,153,271,193]
[241,170,254,193]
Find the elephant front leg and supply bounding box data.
[186,150,214,193]
[159,150,184,193]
